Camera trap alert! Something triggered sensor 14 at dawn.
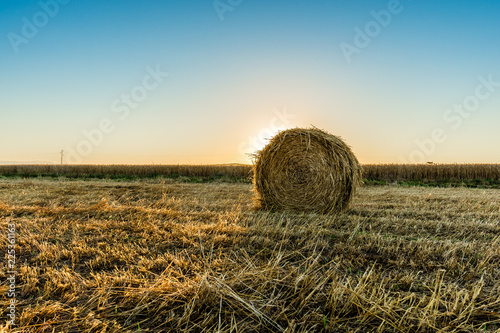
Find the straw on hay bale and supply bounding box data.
[253,127,362,213]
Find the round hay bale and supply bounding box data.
[253,127,362,213]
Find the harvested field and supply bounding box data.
[1,179,499,332]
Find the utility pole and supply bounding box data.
[60,150,64,165]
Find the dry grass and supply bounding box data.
[253,128,362,213]
[0,178,499,332]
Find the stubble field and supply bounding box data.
[1,178,500,332]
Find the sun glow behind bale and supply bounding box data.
[253,127,362,214]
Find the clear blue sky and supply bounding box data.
[1,0,499,164]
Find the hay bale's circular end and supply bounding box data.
[252,127,362,214]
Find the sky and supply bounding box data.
[1,0,499,165]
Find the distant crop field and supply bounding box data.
[1,178,499,332]
[0,164,499,188]
[0,164,253,182]
[362,164,500,188]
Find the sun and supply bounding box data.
[252,125,287,153]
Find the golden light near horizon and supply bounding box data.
[236,106,300,163]
[253,125,288,153]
